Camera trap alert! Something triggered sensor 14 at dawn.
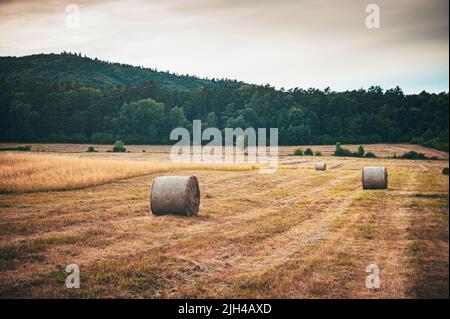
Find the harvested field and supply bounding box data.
[0,144,448,298]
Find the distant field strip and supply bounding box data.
[0,153,256,193]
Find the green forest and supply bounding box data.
[0,52,448,151]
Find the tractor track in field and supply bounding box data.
[0,168,360,291]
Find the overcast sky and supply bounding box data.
[0,0,448,93]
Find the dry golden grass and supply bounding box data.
[0,145,448,299]
[0,153,256,193]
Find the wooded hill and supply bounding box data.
[0,52,448,151]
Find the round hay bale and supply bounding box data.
[443,167,449,175]
[150,176,200,216]
[362,167,388,190]
[315,162,327,171]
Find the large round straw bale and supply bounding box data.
[150,176,200,216]
[362,167,388,189]
[315,162,326,171]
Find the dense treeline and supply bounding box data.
[0,52,239,91]
[0,53,448,151]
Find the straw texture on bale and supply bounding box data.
[443,168,449,176]
[315,162,327,171]
[150,176,200,216]
[362,167,388,189]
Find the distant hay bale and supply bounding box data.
[150,176,200,216]
[362,167,388,190]
[315,162,326,171]
[443,168,449,176]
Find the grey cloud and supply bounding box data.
[0,0,447,92]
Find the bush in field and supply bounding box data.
[112,140,126,153]
[304,148,314,156]
[357,145,365,157]
[365,152,377,158]
[17,145,31,151]
[334,142,369,158]
[86,146,97,153]
[0,145,31,152]
[334,142,353,157]
[399,151,439,160]
[401,151,427,160]
[314,151,322,156]
[294,148,304,156]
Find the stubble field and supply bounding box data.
[0,143,448,298]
